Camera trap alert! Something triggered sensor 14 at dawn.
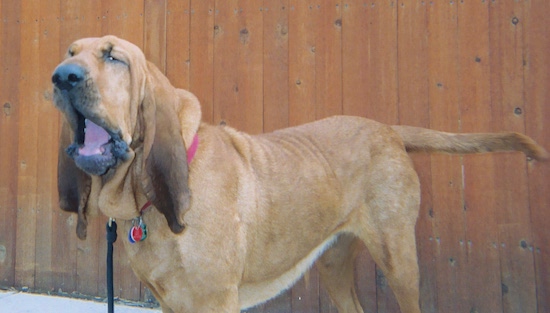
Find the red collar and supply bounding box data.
[140,134,199,214]
[140,201,153,213]
[187,134,199,165]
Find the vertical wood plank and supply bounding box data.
[288,1,316,127]
[263,0,289,133]
[238,0,264,134]
[342,1,366,118]
[189,0,215,124]
[488,0,530,224]
[458,1,502,312]
[313,1,342,120]
[292,271,320,313]
[213,0,263,133]
[236,0,264,134]
[165,0,190,89]
[426,2,467,312]
[15,0,40,290]
[100,0,144,45]
[213,0,237,127]
[59,1,102,48]
[260,290,293,313]
[498,224,537,313]
[144,0,167,72]
[0,0,21,288]
[242,290,293,313]
[343,1,398,125]
[34,0,67,293]
[213,0,238,127]
[489,1,537,312]
[396,2,436,312]
[523,0,550,312]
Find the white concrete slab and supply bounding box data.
[0,290,161,313]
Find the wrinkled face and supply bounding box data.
[52,36,145,176]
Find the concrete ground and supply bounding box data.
[0,289,161,313]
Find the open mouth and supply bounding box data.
[66,113,129,176]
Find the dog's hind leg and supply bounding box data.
[316,233,364,313]
[360,223,421,313]
[356,150,422,313]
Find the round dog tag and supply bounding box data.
[130,226,143,242]
[128,217,148,243]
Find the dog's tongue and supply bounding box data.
[79,119,110,156]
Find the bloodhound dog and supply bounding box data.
[51,36,548,313]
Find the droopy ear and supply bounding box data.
[58,118,91,240]
[140,64,190,234]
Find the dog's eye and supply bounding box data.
[105,53,126,66]
[105,53,118,62]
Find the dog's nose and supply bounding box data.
[52,64,85,91]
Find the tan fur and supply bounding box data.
[52,36,548,313]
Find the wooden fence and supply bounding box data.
[1,1,549,312]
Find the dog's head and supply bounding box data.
[52,36,200,238]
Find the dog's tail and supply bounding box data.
[391,125,549,161]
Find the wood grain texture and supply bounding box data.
[0,1,548,311]
[458,2,502,312]
[189,0,215,124]
[524,1,550,312]
[0,0,21,289]
[15,0,40,289]
[262,0,289,133]
[34,0,67,293]
[213,0,263,133]
[165,0,190,89]
[426,2,468,312]
[313,1,342,120]
[489,1,537,312]
[288,1,316,126]
[144,0,167,73]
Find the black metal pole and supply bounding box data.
[106,219,117,313]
